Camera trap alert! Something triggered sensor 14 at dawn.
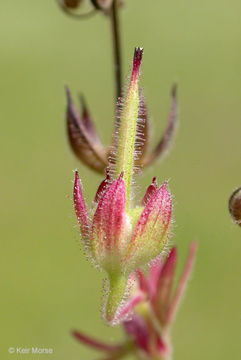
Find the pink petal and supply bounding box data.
[73,171,89,240]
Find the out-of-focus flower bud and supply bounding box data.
[229,187,241,226]
[63,0,82,9]
[91,0,113,11]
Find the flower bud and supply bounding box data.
[124,182,172,272]
[229,187,241,226]
[90,0,113,11]
[63,0,82,9]
[91,173,126,274]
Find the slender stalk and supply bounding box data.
[110,0,122,100]
[56,0,97,19]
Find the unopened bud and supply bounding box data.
[62,0,82,8]
[91,0,113,11]
[229,187,241,226]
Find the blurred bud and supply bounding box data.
[91,0,113,11]
[63,0,82,8]
[229,187,241,226]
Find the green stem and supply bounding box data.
[105,273,127,324]
[110,0,122,100]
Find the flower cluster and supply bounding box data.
[70,47,196,360]
[73,48,173,324]
[72,243,197,359]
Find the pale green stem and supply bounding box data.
[105,273,128,323]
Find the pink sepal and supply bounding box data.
[166,242,197,324]
[124,315,149,354]
[91,173,126,256]
[73,171,89,239]
[141,177,158,206]
[94,168,111,203]
[152,248,177,325]
[72,330,122,353]
[114,293,144,323]
[127,182,172,265]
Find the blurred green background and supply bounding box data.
[0,0,240,359]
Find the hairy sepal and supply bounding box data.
[124,183,172,272]
[73,171,89,244]
[91,174,127,274]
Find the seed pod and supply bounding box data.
[229,187,241,226]
[63,0,82,8]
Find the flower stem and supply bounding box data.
[110,0,122,101]
[105,273,127,324]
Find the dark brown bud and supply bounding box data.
[229,187,241,226]
[63,0,82,9]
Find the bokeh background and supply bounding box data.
[0,0,240,359]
